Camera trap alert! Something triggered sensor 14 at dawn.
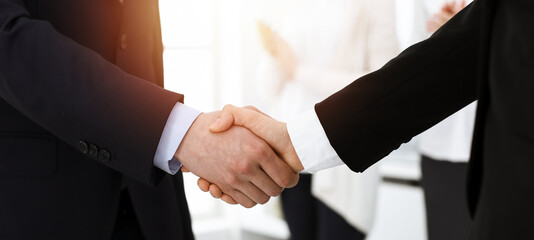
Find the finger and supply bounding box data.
[460,0,466,9]
[258,151,300,188]
[197,178,210,192]
[454,0,465,12]
[228,189,258,208]
[213,105,273,139]
[209,104,270,133]
[427,13,451,32]
[221,194,238,205]
[249,167,284,197]
[209,105,236,133]
[437,12,454,23]
[211,105,278,144]
[426,19,440,33]
[238,181,271,205]
[243,105,270,117]
[442,1,455,13]
[209,184,223,199]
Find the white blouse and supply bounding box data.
[257,0,398,233]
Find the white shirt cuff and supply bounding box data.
[153,102,201,175]
[286,108,344,173]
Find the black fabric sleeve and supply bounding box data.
[0,0,183,185]
[315,1,483,172]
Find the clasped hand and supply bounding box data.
[177,105,303,208]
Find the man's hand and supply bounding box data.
[211,105,304,173]
[192,105,304,204]
[176,111,299,208]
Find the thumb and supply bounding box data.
[212,104,270,137]
[209,107,235,133]
[210,104,265,133]
[243,105,268,117]
[209,105,304,173]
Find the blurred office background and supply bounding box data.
[159,0,456,239]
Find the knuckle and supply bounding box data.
[278,174,294,188]
[232,159,253,175]
[226,174,240,186]
[292,174,300,187]
[243,141,268,158]
[244,105,257,111]
[239,163,253,175]
[223,104,234,112]
[228,157,244,172]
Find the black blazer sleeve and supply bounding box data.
[0,0,183,185]
[315,1,483,172]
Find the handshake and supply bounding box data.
[175,105,304,208]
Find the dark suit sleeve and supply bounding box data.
[0,0,183,185]
[315,1,483,172]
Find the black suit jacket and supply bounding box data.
[316,0,533,238]
[0,0,193,239]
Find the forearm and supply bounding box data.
[0,0,182,185]
[315,1,482,173]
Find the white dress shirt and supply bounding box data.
[287,109,344,173]
[153,102,200,174]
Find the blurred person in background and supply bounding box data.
[414,1,474,240]
[254,0,398,239]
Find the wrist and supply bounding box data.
[174,112,204,161]
[283,123,304,172]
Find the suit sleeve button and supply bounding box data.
[88,144,98,157]
[98,150,111,162]
[79,141,88,154]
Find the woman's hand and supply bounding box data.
[426,0,467,33]
[257,21,298,80]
